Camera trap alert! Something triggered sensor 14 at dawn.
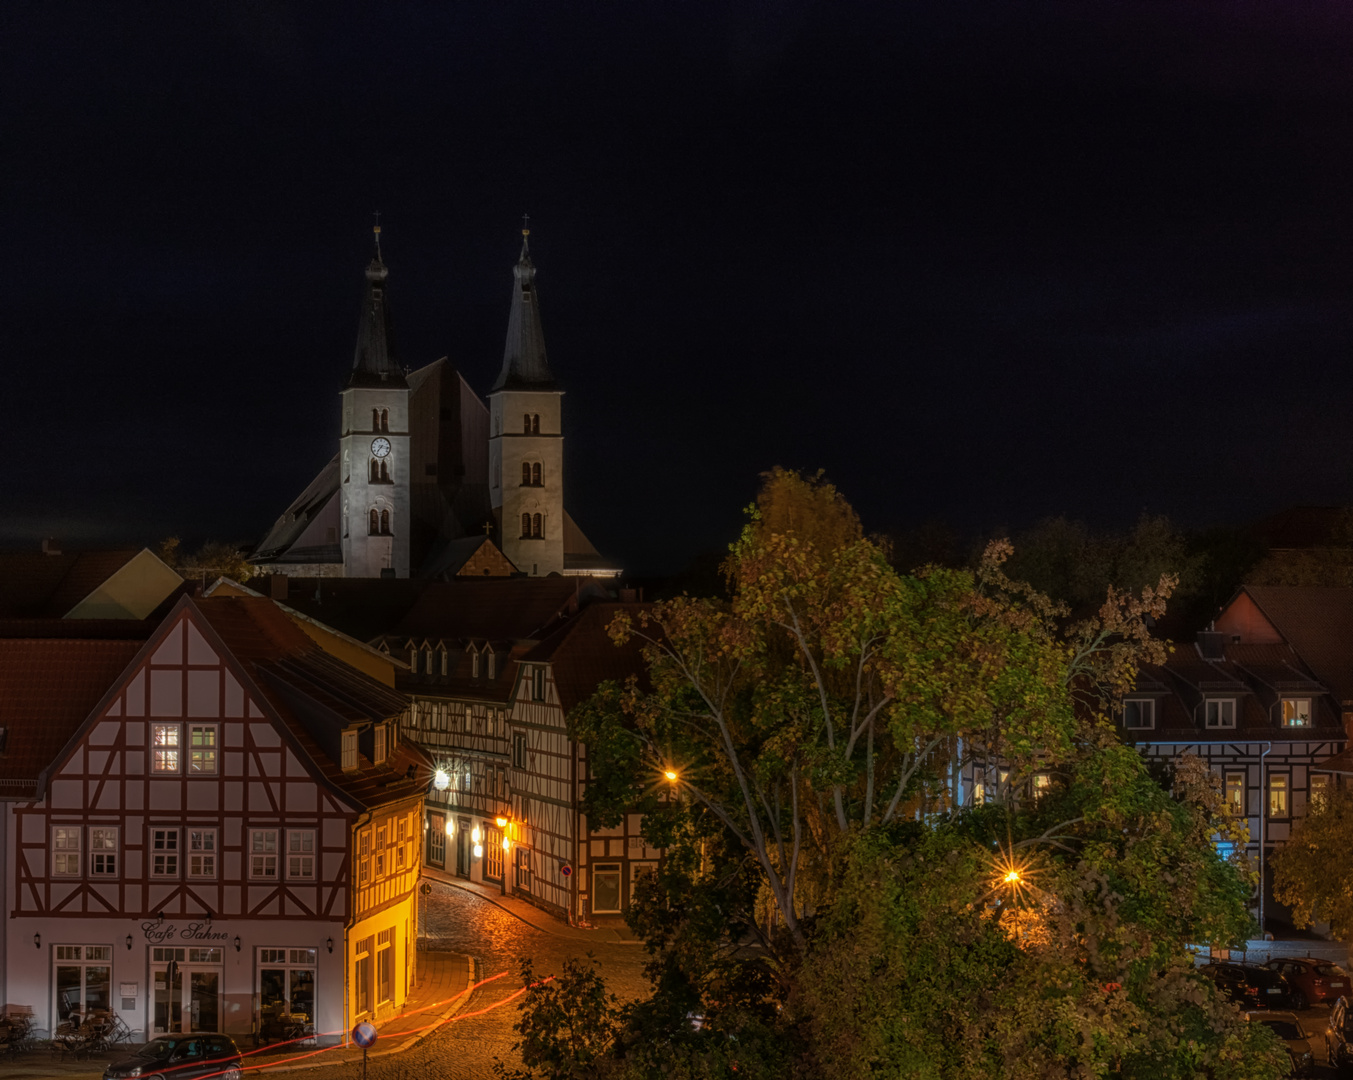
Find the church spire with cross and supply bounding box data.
[490,217,555,392]
[349,216,406,389]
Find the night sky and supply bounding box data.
[6,2,1353,574]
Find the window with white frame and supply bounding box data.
[1225,772,1246,814]
[487,651,497,680]
[342,730,358,770]
[188,829,217,877]
[1205,699,1236,729]
[250,829,279,879]
[188,725,218,773]
[1123,699,1154,729]
[358,830,370,885]
[287,830,315,879]
[90,827,118,876]
[152,723,181,772]
[374,723,388,765]
[1269,773,1290,818]
[375,827,386,876]
[52,826,81,876]
[151,828,179,876]
[1281,698,1312,727]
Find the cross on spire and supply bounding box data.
[373,210,383,258]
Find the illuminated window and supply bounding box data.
[90,827,118,877]
[151,828,179,877]
[971,781,985,806]
[1269,774,1289,818]
[189,725,217,773]
[1225,772,1246,814]
[189,829,217,878]
[1281,699,1312,727]
[1031,773,1051,801]
[1205,700,1235,729]
[1122,700,1154,730]
[151,724,180,773]
[1310,773,1331,812]
[250,829,279,879]
[52,826,81,876]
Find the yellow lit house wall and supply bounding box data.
[346,794,424,1029]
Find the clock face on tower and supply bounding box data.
[371,437,391,458]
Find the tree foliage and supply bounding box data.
[158,536,256,582]
[534,470,1280,1079]
[1272,783,1353,939]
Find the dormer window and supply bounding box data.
[439,646,448,676]
[487,650,497,680]
[341,730,358,770]
[471,648,480,679]
[1281,698,1312,727]
[374,723,388,765]
[1123,699,1154,730]
[1205,699,1236,729]
[424,646,433,674]
[409,647,419,674]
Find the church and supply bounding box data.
[251,227,619,580]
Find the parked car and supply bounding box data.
[1327,997,1353,1075]
[1246,1012,1315,1077]
[1265,957,1351,1009]
[102,1035,242,1080]
[1200,962,1297,1010]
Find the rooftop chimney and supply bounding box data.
[41,538,61,556]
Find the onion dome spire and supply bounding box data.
[491,217,556,391]
[348,217,405,388]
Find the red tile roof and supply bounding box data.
[1238,587,1353,702]
[0,637,144,793]
[523,603,654,713]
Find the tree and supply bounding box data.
[1272,784,1353,939]
[157,537,256,583]
[551,470,1279,1078]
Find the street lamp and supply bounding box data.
[433,768,450,792]
[664,769,678,782]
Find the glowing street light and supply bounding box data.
[433,768,450,791]
[1003,869,1022,885]
[664,769,679,783]
[495,816,509,828]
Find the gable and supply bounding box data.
[66,548,184,620]
[1215,591,1284,645]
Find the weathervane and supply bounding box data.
[373,210,383,258]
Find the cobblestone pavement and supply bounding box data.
[316,881,650,1080]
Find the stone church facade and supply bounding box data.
[252,228,616,581]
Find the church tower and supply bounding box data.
[339,227,411,578]
[488,228,564,576]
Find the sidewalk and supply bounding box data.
[3,952,475,1080]
[423,867,641,945]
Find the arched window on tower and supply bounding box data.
[520,513,531,538]
[531,462,541,486]
[380,460,389,482]
[380,409,389,432]
[521,462,531,486]
[532,513,542,538]
[380,508,390,535]
[531,414,540,434]
[369,509,379,535]
[372,408,380,432]
[370,459,380,482]
[523,413,532,434]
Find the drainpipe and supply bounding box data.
[1259,741,1273,936]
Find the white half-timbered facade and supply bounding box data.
[3,596,429,1042]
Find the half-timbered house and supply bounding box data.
[1116,586,1353,931]
[395,598,653,924]
[2,595,430,1042]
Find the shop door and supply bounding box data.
[152,948,223,1034]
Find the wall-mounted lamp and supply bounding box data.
[471,826,481,844]
[473,843,484,859]
[326,937,333,954]
[501,836,511,852]
[433,769,450,792]
[495,816,508,828]
[444,818,455,838]
[233,936,241,953]
[126,934,134,951]
[33,933,40,950]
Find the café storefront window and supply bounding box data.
[258,948,317,1041]
[54,945,111,1023]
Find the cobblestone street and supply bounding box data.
[320,881,650,1080]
